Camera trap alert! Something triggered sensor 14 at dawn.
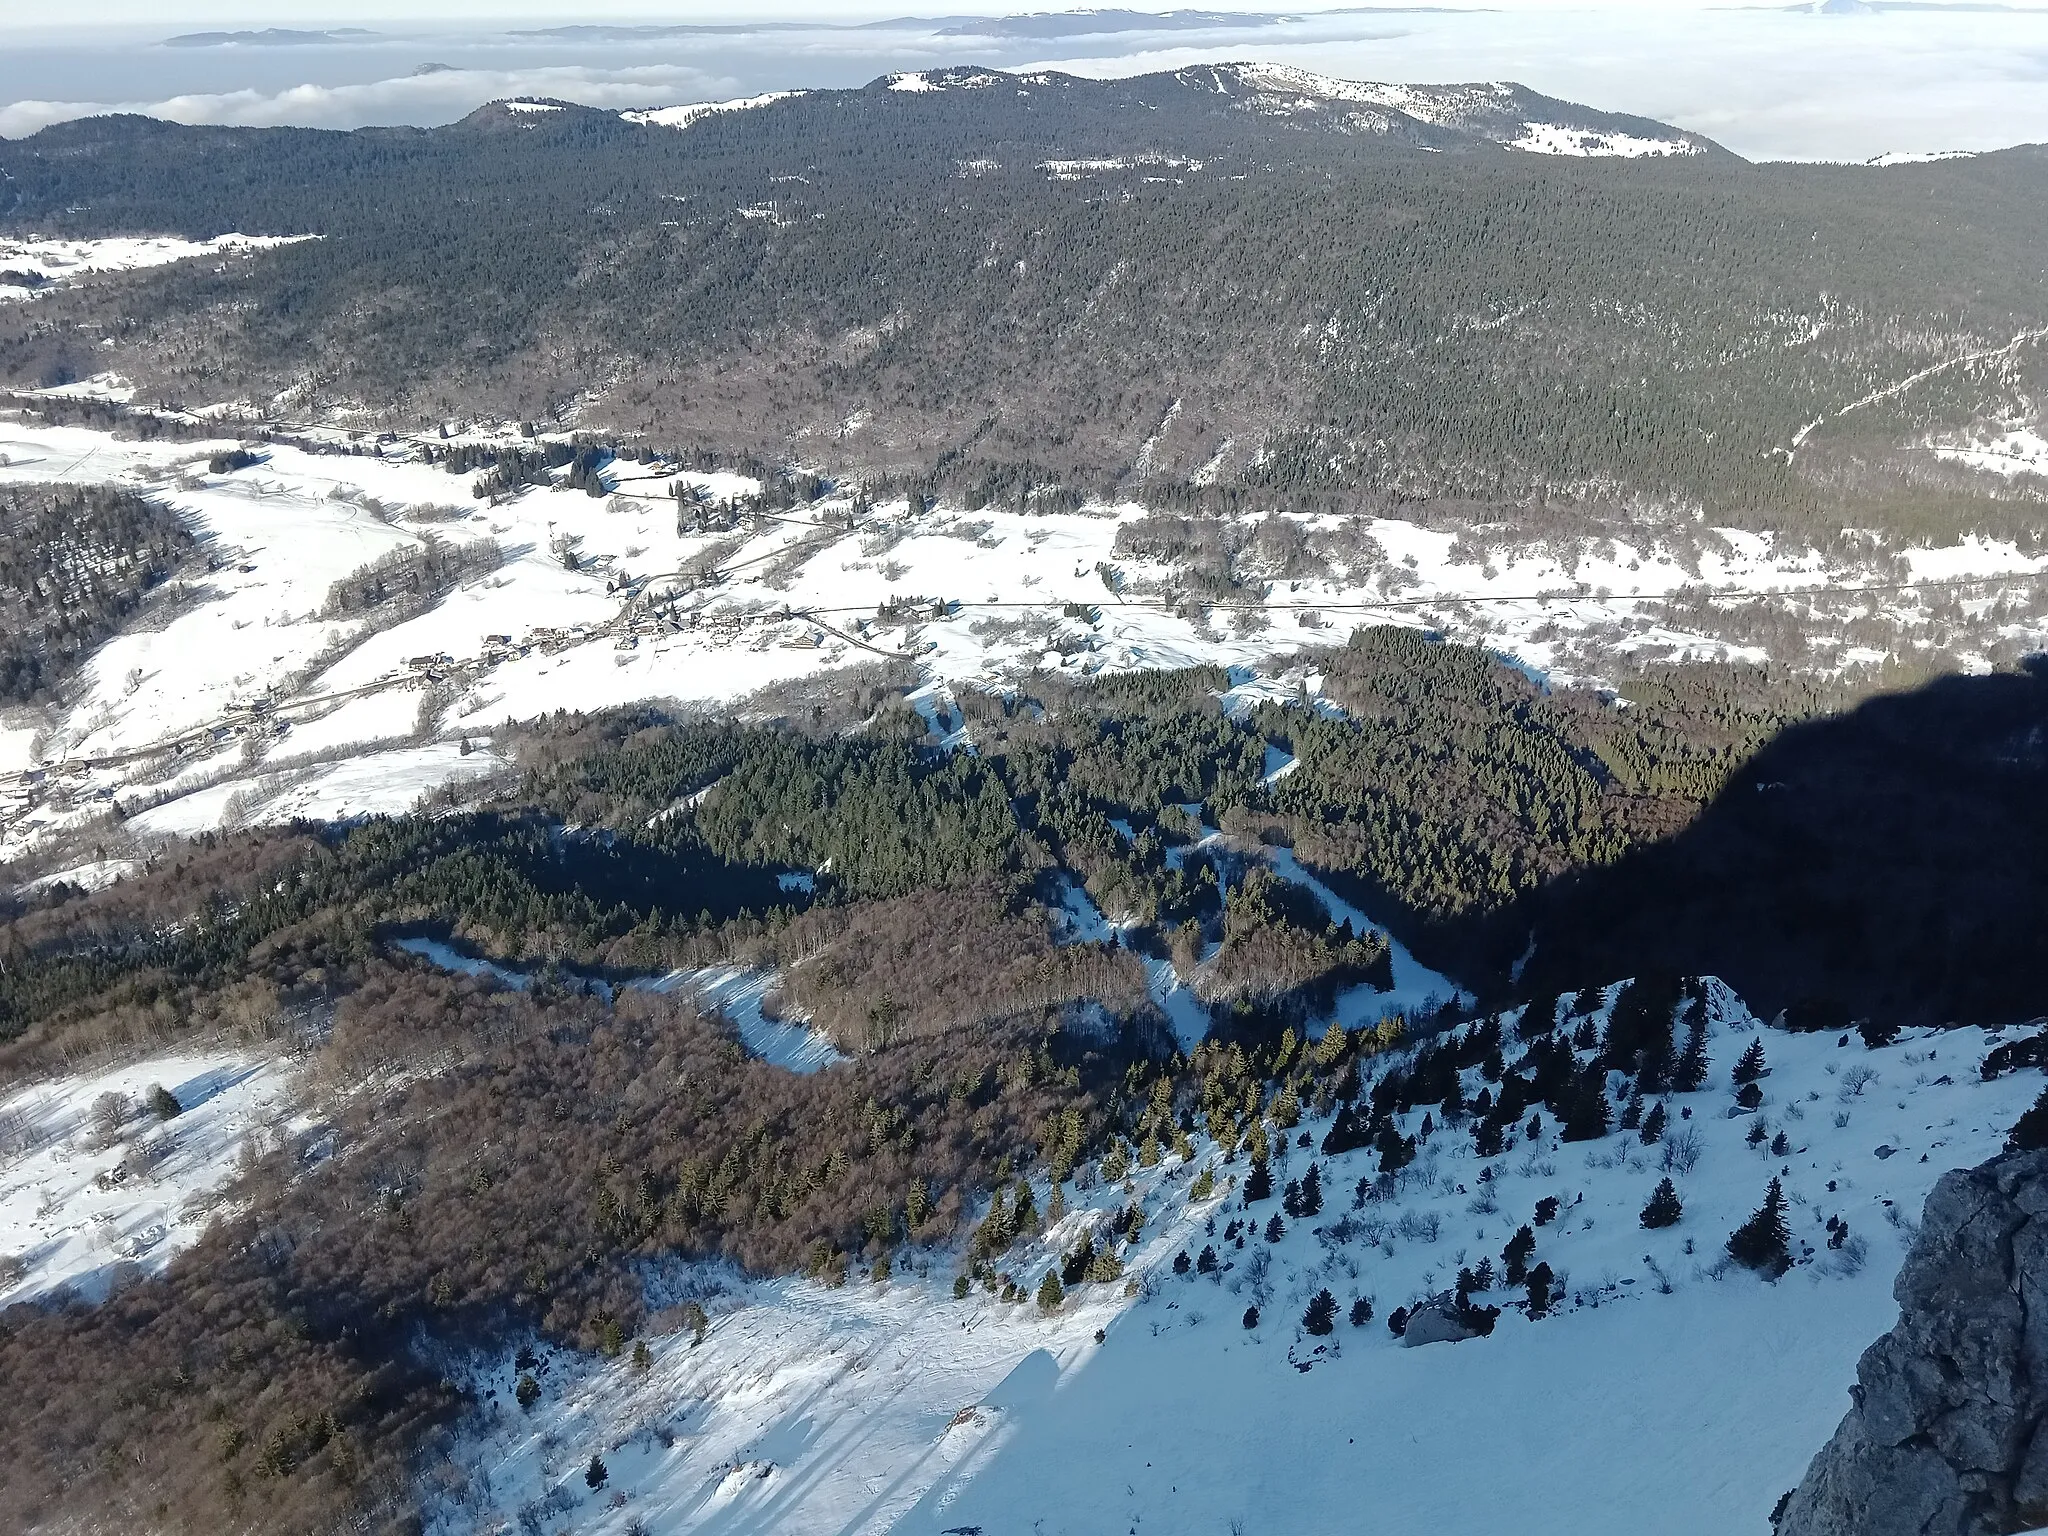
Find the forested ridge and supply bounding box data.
[5,69,2048,544]
[0,483,195,705]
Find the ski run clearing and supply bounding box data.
[2,410,2045,866]
[394,979,2045,1535]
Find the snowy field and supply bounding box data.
[0,1048,296,1305]
[4,408,2044,866]
[419,981,2047,1536]
[0,234,315,306]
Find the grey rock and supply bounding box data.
[1400,1290,1484,1347]
[1776,1149,2048,1536]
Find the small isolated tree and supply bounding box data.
[1771,1131,1790,1157]
[631,1341,651,1373]
[1747,1118,1768,1146]
[1264,1213,1286,1243]
[680,1301,708,1347]
[1639,1177,1683,1229]
[1526,1261,1556,1317]
[147,1084,182,1120]
[1172,1249,1192,1275]
[1190,1166,1216,1200]
[1639,1101,1667,1145]
[1283,1178,1304,1218]
[1242,1305,1260,1330]
[1674,1010,1711,1092]
[1300,1162,1323,1216]
[1101,1139,1132,1181]
[1732,1038,1768,1086]
[1349,1296,1373,1328]
[1561,1079,1609,1143]
[1533,1196,1559,1227]
[2009,1086,2048,1153]
[1196,1244,1219,1274]
[516,1374,541,1411]
[1619,1088,1644,1132]
[1036,1269,1065,1312]
[952,1274,971,1300]
[1244,1158,1274,1203]
[1304,1289,1338,1336]
[1503,1224,1536,1286]
[585,1454,608,1490]
[1728,1177,1792,1275]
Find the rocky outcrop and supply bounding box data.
[1775,1150,2048,1536]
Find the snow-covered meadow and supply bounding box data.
[416,981,2047,1536]
[4,406,2044,869]
[0,234,315,306]
[0,1048,297,1306]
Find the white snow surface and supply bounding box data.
[1510,121,1702,157]
[424,982,2047,1536]
[622,93,801,130]
[0,234,316,300]
[0,1048,295,1304]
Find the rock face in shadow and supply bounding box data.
[1776,1150,2048,1536]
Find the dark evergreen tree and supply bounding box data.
[1282,1178,1303,1218]
[1562,1073,1611,1143]
[1264,1213,1286,1243]
[585,1455,609,1490]
[1639,1177,1683,1229]
[1349,1297,1373,1327]
[1732,1037,1768,1086]
[1771,1131,1790,1156]
[1242,1305,1260,1330]
[1304,1289,1338,1336]
[1620,1088,1644,1131]
[1036,1269,1065,1312]
[1639,1101,1667,1144]
[1375,1123,1416,1174]
[1533,1196,1559,1227]
[2010,1086,2048,1153]
[1244,1157,1274,1203]
[517,1374,541,1411]
[1727,1177,1792,1275]
[1300,1162,1323,1216]
[1196,1244,1219,1274]
[1673,1008,1711,1092]
[1526,1262,1556,1317]
[1502,1224,1536,1286]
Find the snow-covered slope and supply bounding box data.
[1192,63,1718,157]
[0,234,316,303]
[622,93,802,130]
[421,981,2046,1535]
[0,1047,297,1305]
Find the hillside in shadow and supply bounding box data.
[1512,660,2048,1029]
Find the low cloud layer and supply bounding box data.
[3,7,2048,160]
